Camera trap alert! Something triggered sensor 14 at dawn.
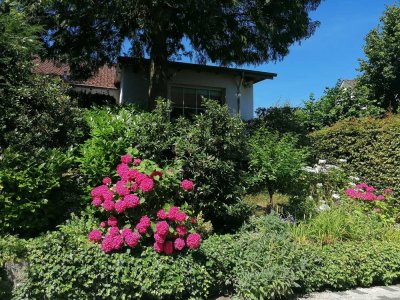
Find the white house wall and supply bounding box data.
[121,67,254,120]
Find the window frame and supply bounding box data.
[168,84,226,117]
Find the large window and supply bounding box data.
[170,86,224,118]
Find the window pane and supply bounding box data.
[183,88,196,108]
[209,89,223,103]
[197,89,209,108]
[171,87,183,107]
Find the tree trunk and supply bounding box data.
[268,190,274,208]
[148,35,169,110]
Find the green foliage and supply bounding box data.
[0,5,42,86]
[251,105,309,139]
[296,240,400,292]
[80,100,251,230]
[248,129,309,205]
[1,75,86,150]
[358,3,400,113]
[0,148,83,236]
[310,114,400,193]
[290,204,392,246]
[14,215,211,300]
[303,81,384,131]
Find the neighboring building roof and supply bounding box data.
[33,59,118,90]
[118,57,277,83]
[340,79,356,89]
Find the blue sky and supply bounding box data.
[251,0,396,110]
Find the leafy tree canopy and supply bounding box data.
[358,3,400,113]
[20,0,322,102]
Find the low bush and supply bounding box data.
[310,115,400,193]
[14,215,212,300]
[296,240,400,292]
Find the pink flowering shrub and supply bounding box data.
[345,182,398,223]
[87,152,203,254]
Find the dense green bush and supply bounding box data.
[296,240,400,292]
[0,148,83,236]
[310,115,400,192]
[15,215,212,300]
[80,100,251,230]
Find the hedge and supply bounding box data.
[310,114,400,192]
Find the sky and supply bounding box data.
[251,0,397,110]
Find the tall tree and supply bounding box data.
[358,3,400,113]
[21,0,322,106]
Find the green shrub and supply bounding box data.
[296,240,400,292]
[15,215,212,300]
[79,100,251,231]
[310,115,400,192]
[0,148,83,236]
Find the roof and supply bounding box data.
[33,59,118,90]
[340,79,356,89]
[118,57,277,83]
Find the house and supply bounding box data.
[34,58,277,120]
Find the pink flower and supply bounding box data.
[99,221,107,228]
[127,169,139,181]
[124,194,140,208]
[135,173,147,184]
[121,228,133,238]
[168,207,180,221]
[174,238,185,251]
[92,197,103,207]
[140,178,154,193]
[107,216,118,227]
[375,208,381,213]
[153,242,164,253]
[91,185,109,199]
[376,195,385,201]
[116,180,130,196]
[88,229,102,243]
[102,177,112,185]
[186,233,201,249]
[101,235,114,253]
[176,225,187,236]
[362,192,376,201]
[365,186,375,192]
[176,212,187,223]
[102,190,114,202]
[133,158,142,165]
[103,200,115,212]
[164,241,173,255]
[154,233,166,244]
[136,216,151,234]
[385,188,393,194]
[125,232,141,248]
[116,163,130,180]
[131,183,139,192]
[121,154,133,164]
[189,217,197,224]
[156,221,169,236]
[180,179,194,191]
[157,209,167,220]
[112,235,124,250]
[115,200,127,214]
[108,227,120,236]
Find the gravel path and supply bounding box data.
[297,285,400,300]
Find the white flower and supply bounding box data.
[332,193,340,200]
[316,183,323,187]
[318,204,330,211]
[318,159,327,164]
[349,182,356,187]
[338,159,347,163]
[349,176,360,181]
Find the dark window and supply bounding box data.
[170,86,224,118]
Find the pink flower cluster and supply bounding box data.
[345,183,392,201]
[88,153,200,255]
[153,207,201,255]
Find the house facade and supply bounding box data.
[34,58,276,120]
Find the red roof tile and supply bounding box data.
[33,59,118,89]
